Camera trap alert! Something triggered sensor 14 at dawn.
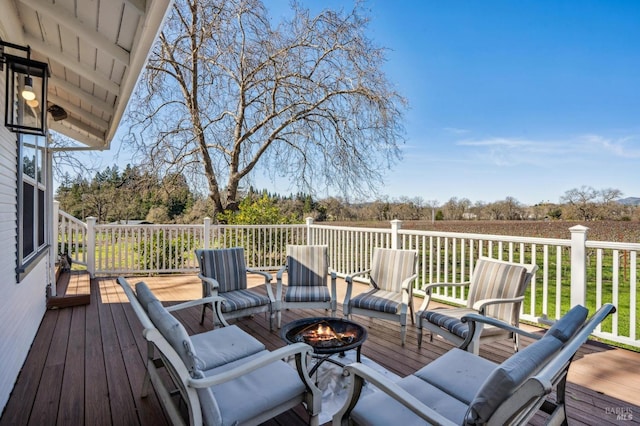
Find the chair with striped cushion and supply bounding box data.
[276,245,336,328]
[196,248,276,330]
[343,248,418,346]
[416,256,538,354]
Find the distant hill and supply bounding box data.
[617,197,640,206]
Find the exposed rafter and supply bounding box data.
[19,0,131,65]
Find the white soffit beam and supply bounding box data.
[58,116,106,141]
[48,77,115,116]
[49,121,105,148]
[125,0,147,15]
[19,0,131,66]
[25,35,121,95]
[47,94,110,131]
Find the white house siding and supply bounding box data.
[0,17,49,412]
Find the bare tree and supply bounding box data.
[560,186,599,220]
[126,0,406,213]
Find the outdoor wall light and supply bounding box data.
[1,39,49,136]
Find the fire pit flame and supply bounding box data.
[292,320,356,348]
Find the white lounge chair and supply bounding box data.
[196,247,276,329]
[117,277,321,426]
[343,248,418,346]
[334,303,616,426]
[276,245,337,328]
[417,256,538,354]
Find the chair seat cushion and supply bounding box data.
[198,358,306,426]
[414,348,497,405]
[421,310,470,339]
[351,289,401,314]
[284,285,331,303]
[350,374,469,426]
[190,325,266,371]
[420,308,512,339]
[220,289,271,313]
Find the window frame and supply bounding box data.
[16,132,49,282]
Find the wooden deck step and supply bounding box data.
[47,270,91,309]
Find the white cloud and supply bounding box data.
[578,134,640,158]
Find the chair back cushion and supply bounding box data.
[197,248,248,293]
[466,334,563,424]
[286,245,328,287]
[466,258,527,322]
[369,248,417,292]
[135,281,159,312]
[543,304,589,343]
[147,300,202,375]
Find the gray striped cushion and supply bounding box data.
[219,289,271,313]
[421,310,469,338]
[284,286,331,303]
[198,248,248,293]
[466,259,527,322]
[351,289,402,314]
[370,248,417,292]
[287,245,328,287]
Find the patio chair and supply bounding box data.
[276,245,337,328]
[416,256,538,354]
[342,248,418,346]
[196,247,276,330]
[333,303,616,426]
[117,277,321,426]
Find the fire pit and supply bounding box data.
[281,317,367,375]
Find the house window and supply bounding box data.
[17,132,47,281]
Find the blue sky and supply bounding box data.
[269,0,640,205]
[77,0,640,206]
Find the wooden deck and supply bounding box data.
[1,271,639,425]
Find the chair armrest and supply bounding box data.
[188,343,314,388]
[247,268,276,302]
[165,296,226,312]
[401,273,418,305]
[422,281,470,293]
[198,273,220,292]
[458,313,542,351]
[345,269,372,283]
[333,363,456,426]
[418,281,471,312]
[247,268,272,282]
[276,263,287,280]
[472,296,525,314]
[401,273,418,291]
[166,296,230,327]
[343,269,372,308]
[275,264,287,300]
[329,270,337,299]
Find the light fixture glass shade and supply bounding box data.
[3,53,49,136]
[21,76,36,101]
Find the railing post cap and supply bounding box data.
[569,225,589,233]
[305,217,314,225]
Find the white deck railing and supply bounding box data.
[55,207,639,349]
